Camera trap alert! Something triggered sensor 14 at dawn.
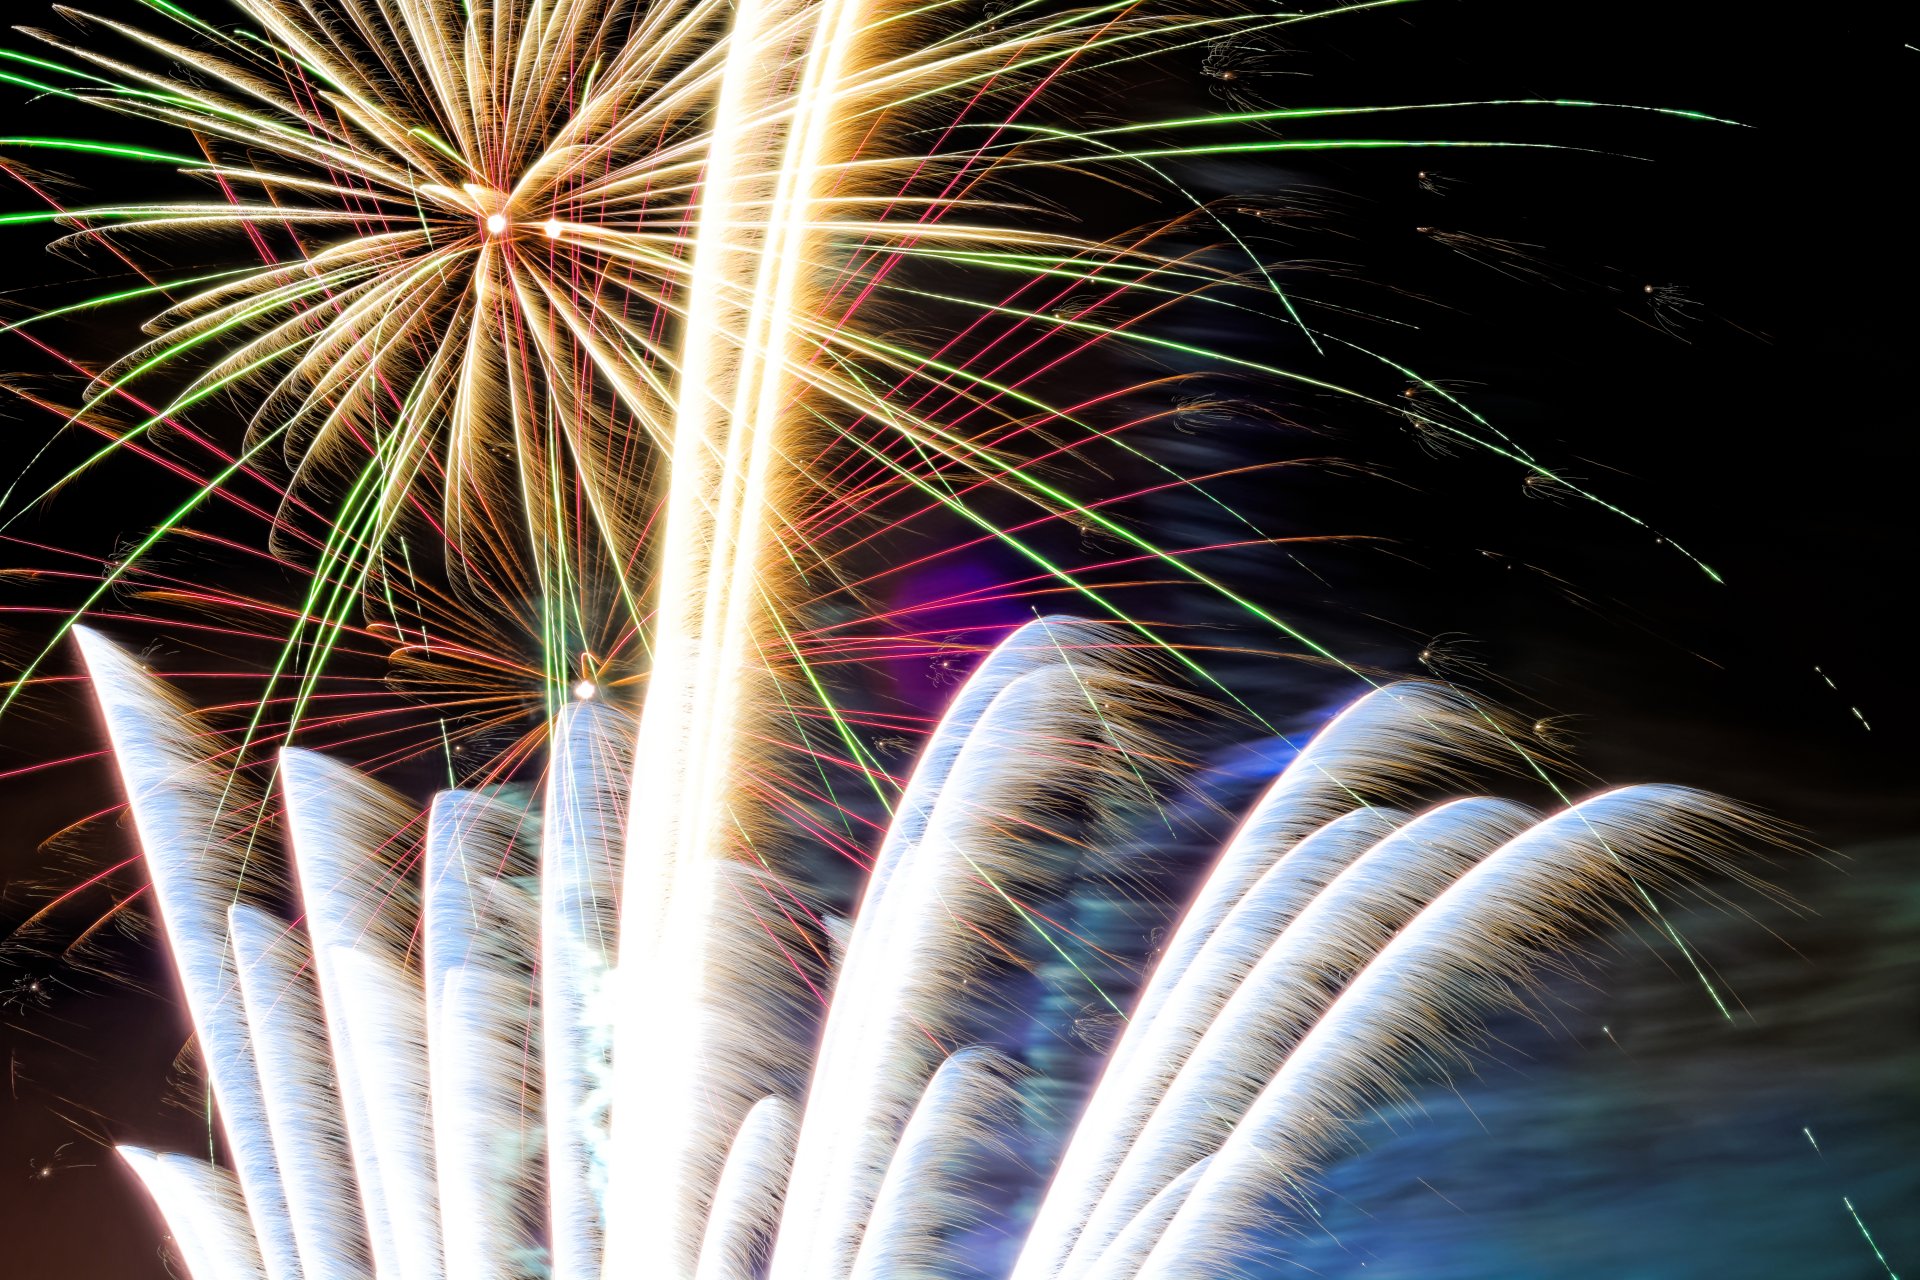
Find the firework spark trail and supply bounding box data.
[1051,796,1544,1280]
[1015,680,1522,1280]
[73,619,1761,1280]
[1846,1197,1902,1280]
[609,0,856,1254]
[73,628,300,1280]
[545,702,632,1280]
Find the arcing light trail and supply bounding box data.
[79,619,1760,1280]
[0,0,1770,1276]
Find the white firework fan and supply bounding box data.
[79,616,1756,1280]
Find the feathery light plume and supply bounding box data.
[75,619,1760,1279]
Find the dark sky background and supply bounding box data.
[2,2,1915,1277]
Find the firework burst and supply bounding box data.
[78,619,1765,1280]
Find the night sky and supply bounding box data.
[3,2,1914,1277]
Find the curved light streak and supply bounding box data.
[78,619,1755,1280]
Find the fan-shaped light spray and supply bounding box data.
[76,619,1759,1280]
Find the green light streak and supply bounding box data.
[0,136,202,164]
[1018,98,1745,142]
[1845,1197,1902,1280]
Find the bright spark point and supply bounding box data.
[544,218,563,238]
[485,213,507,235]
[573,679,596,700]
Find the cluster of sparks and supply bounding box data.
[0,0,1803,1277]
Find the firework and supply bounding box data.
[1,0,1739,733]
[2,0,1781,1276]
[78,619,1758,1280]
[3,3,1742,1035]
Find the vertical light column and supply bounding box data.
[75,628,300,1280]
